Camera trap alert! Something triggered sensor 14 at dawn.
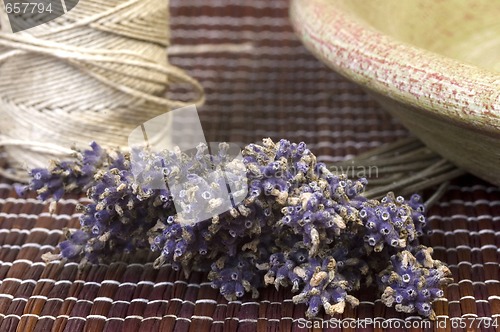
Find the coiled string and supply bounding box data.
[0,0,205,181]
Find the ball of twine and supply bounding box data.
[0,0,204,181]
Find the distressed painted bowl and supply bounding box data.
[290,0,500,185]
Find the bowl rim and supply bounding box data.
[290,0,500,137]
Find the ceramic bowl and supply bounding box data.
[290,0,500,185]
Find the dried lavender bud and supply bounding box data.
[360,192,424,252]
[208,253,262,300]
[290,256,361,318]
[378,247,452,319]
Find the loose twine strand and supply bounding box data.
[0,0,205,181]
[330,137,465,208]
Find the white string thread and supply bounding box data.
[0,0,205,179]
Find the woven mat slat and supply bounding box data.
[0,0,499,331]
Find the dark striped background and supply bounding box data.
[0,0,498,331]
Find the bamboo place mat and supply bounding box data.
[0,0,499,331]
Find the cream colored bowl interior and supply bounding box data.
[340,0,500,72]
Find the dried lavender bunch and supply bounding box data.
[24,139,451,319]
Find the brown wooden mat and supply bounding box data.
[0,1,499,331]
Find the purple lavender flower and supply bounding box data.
[208,253,263,300]
[378,247,452,319]
[360,192,423,252]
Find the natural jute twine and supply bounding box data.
[0,0,205,181]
